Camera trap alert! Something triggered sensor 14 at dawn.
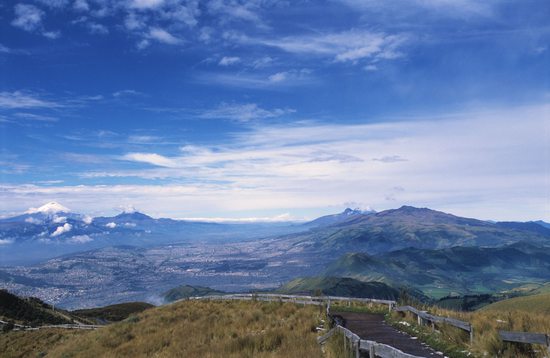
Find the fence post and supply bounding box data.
[469,325,474,345]
[369,343,375,358]
[355,338,360,358]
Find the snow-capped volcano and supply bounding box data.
[26,202,70,215]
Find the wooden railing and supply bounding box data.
[0,319,102,331]
[189,293,396,311]
[499,330,550,354]
[321,324,426,358]
[394,305,473,343]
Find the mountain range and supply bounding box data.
[1,203,549,307]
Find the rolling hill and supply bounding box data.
[324,242,550,298]
[0,289,80,326]
[276,276,400,299]
[277,206,550,257]
[162,285,225,303]
[481,293,550,314]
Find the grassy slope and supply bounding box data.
[0,329,87,358]
[276,276,400,300]
[481,293,550,314]
[162,284,225,303]
[0,289,81,325]
[72,302,155,323]
[34,300,322,357]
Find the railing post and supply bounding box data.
[369,343,375,358]
[355,338,360,358]
[470,325,474,345]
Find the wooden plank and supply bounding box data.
[317,327,337,344]
[359,340,426,358]
[499,330,549,345]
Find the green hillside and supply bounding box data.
[162,284,225,303]
[276,276,400,299]
[0,289,80,326]
[324,243,550,298]
[482,293,550,314]
[72,302,154,324]
[284,206,550,256]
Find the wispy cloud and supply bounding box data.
[6,103,542,220]
[0,91,62,109]
[12,4,44,32]
[121,152,178,168]
[338,0,497,18]
[218,56,241,66]
[13,112,58,122]
[147,27,182,45]
[199,103,295,122]
[250,29,409,65]
[195,68,316,88]
[11,4,60,39]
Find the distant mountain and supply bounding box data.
[26,202,71,215]
[276,276,400,300]
[276,206,550,257]
[0,203,307,264]
[533,220,550,229]
[324,242,550,298]
[304,207,375,228]
[162,285,225,303]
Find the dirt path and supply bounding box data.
[331,311,443,357]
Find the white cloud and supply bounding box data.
[36,0,70,8]
[124,12,146,30]
[0,239,14,245]
[131,0,165,9]
[67,234,93,243]
[0,91,62,109]
[12,4,44,32]
[218,56,240,66]
[73,0,90,11]
[195,69,315,88]
[25,217,42,224]
[0,44,12,54]
[51,223,72,237]
[122,152,178,167]
[207,0,264,26]
[1,103,549,222]
[251,30,409,64]
[338,0,496,18]
[87,22,109,35]
[268,72,287,83]
[82,215,93,224]
[147,27,181,44]
[43,31,61,39]
[14,112,58,122]
[106,222,117,228]
[200,103,295,122]
[52,216,67,224]
[179,213,297,223]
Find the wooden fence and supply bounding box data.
[394,305,473,343]
[190,293,396,311]
[318,324,426,358]
[499,330,550,354]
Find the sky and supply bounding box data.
[0,0,549,221]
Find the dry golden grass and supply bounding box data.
[0,328,87,358]
[43,300,323,358]
[392,299,550,358]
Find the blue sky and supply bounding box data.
[0,0,549,221]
